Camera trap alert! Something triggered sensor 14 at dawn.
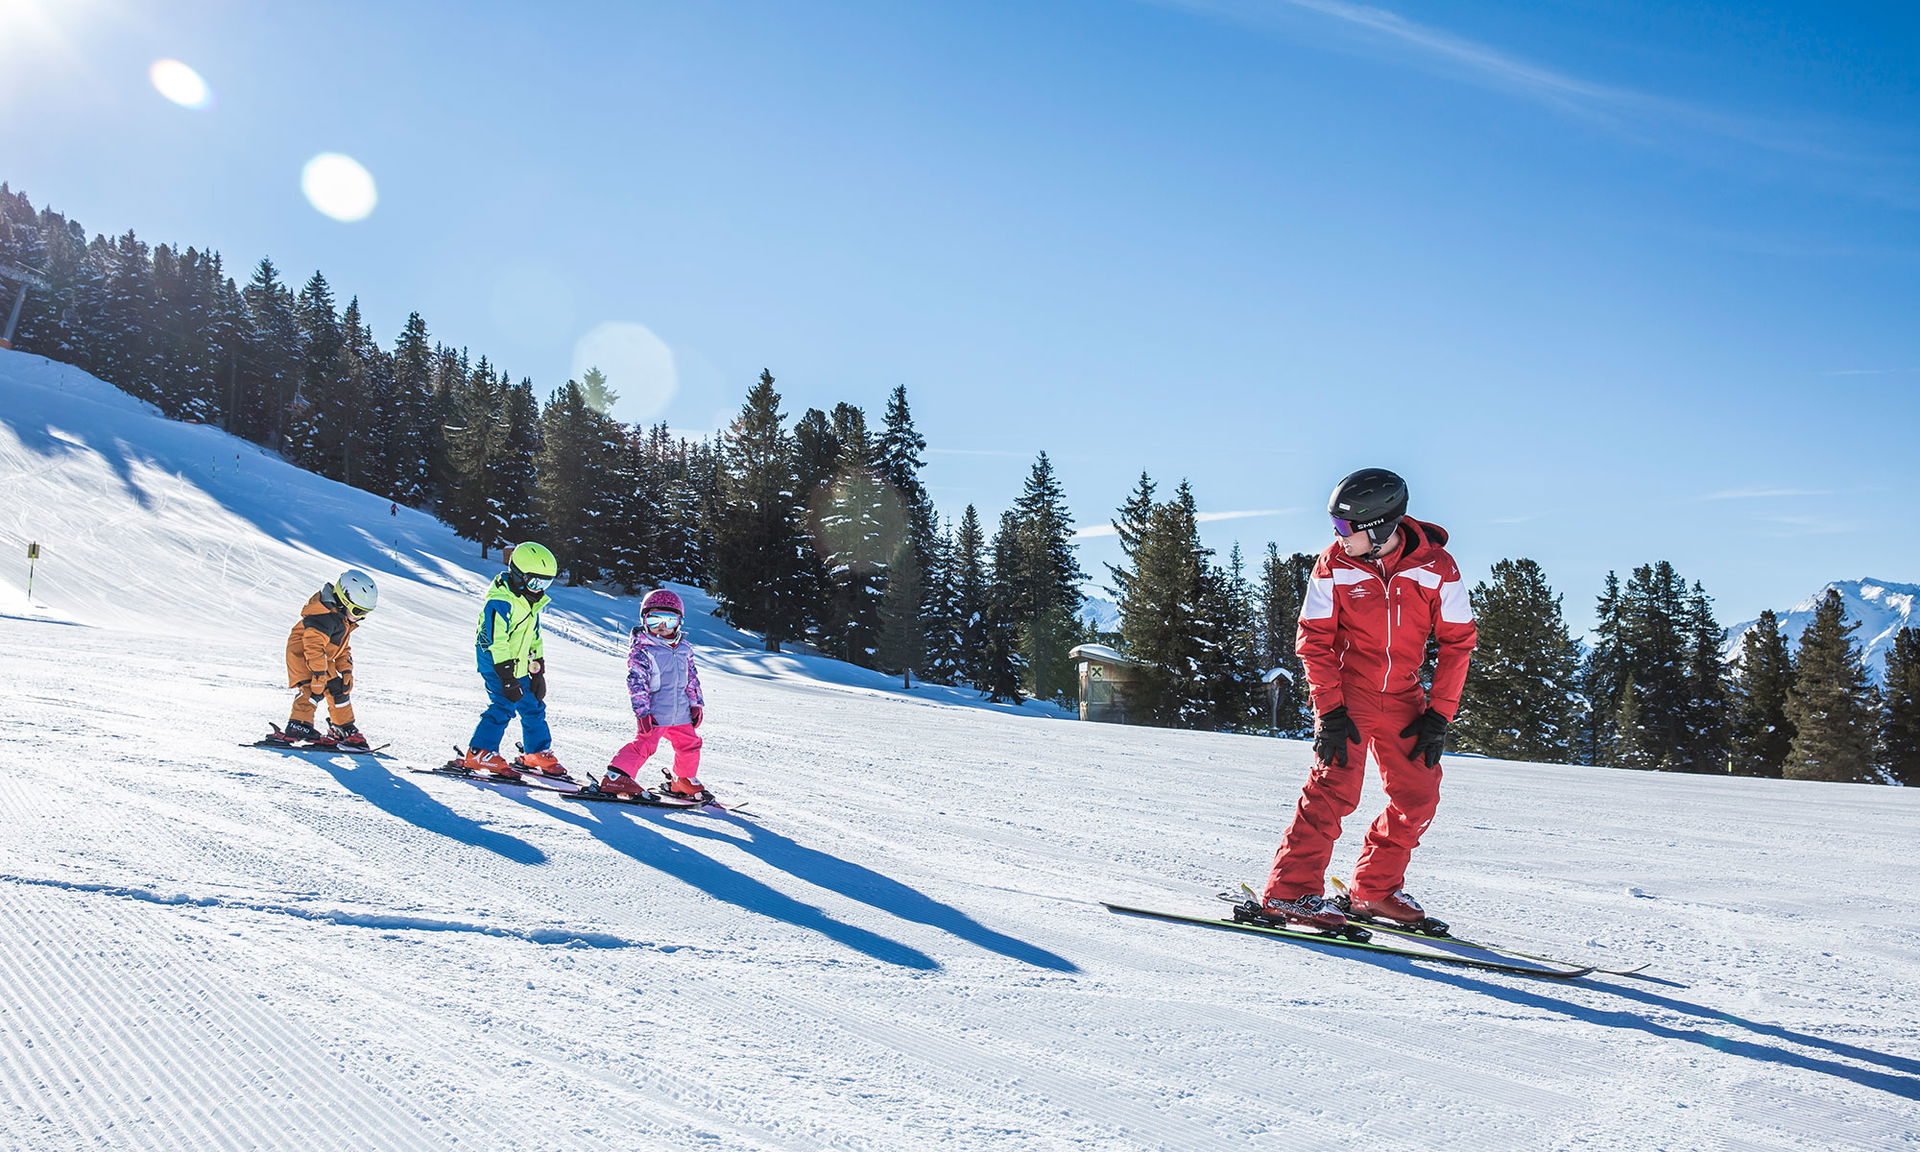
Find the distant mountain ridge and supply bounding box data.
[1723,578,1918,683]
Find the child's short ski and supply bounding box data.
[244,725,392,757]
[1223,882,1647,977]
[1106,902,1596,979]
[562,788,749,815]
[413,758,578,792]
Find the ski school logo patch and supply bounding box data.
[1346,584,1374,600]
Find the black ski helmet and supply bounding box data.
[1328,468,1408,550]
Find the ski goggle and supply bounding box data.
[524,575,553,593]
[1332,514,1400,545]
[343,602,371,620]
[644,610,682,631]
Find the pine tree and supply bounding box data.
[713,370,805,651]
[1257,545,1314,734]
[811,403,904,667]
[385,313,436,504]
[1879,628,1920,787]
[238,258,302,449]
[875,384,937,561]
[1783,589,1878,783]
[95,231,160,406]
[951,505,991,690]
[1193,543,1261,731]
[536,377,607,584]
[918,520,962,686]
[1681,581,1728,772]
[497,374,542,546]
[1005,452,1085,704]
[441,357,512,554]
[1451,558,1580,762]
[1112,480,1209,726]
[1726,610,1796,778]
[980,513,1029,703]
[1587,562,1723,772]
[876,539,925,687]
[287,271,345,475]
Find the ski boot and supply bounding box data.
[1233,893,1369,940]
[582,766,655,800]
[660,768,713,804]
[455,747,521,780]
[1337,889,1451,937]
[266,719,333,747]
[512,748,571,780]
[329,722,372,753]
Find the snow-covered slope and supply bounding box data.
[2,347,1917,1151]
[1724,578,1918,682]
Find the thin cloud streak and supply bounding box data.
[1700,488,1834,501]
[1149,0,1920,208]
[1076,508,1297,538]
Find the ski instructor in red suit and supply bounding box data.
[1254,468,1477,933]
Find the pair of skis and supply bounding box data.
[243,724,392,757]
[416,749,748,815]
[1107,881,1646,980]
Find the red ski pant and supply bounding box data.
[609,724,702,780]
[1263,687,1441,904]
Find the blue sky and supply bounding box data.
[4,0,1916,633]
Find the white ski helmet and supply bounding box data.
[332,569,378,618]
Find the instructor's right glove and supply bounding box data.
[1313,706,1363,768]
[494,660,523,703]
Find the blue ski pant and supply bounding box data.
[468,647,552,754]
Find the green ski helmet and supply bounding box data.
[505,541,558,593]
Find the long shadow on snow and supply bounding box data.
[670,818,1079,972]
[521,793,940,971]
[1380,960,1920,1100]
[314,757,548,865]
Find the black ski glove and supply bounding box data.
[325,675,349,703]
[1313,706,1363,768]
[1400,708,1449,768]
[494,661,523,703]
[529,671,546,701]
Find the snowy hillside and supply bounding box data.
[1724,578,1918,682]
[2,347,1917,1151]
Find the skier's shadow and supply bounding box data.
[525,796,941,971]
[315,758,548,865]
[671,817,1081,973]
[1384,961,1920,1099]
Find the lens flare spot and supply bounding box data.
[301,153,378,223]
[150,59,211,109]
[571,322,679,421]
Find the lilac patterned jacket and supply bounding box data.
[626,629,704,725]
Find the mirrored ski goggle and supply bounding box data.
[343,602,372,620]
[643,610,682,629]
[524,575,553,592]
[1332,515,1398,544]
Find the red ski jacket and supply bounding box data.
[1295,518,1477,720]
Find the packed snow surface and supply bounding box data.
[1,348,1916,1150]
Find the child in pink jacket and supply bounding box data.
[590,589,711,802]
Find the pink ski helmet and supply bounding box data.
[640,588,684,616]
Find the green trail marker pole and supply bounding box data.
[26,541,39,600]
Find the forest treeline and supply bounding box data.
[3,184,1912,785]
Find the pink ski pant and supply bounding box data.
[1263,687,1440,904]
[609,723,702,780]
